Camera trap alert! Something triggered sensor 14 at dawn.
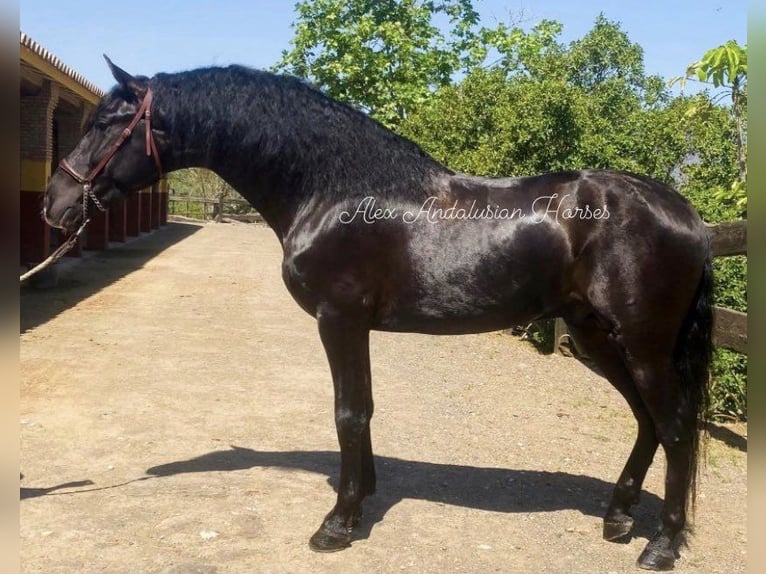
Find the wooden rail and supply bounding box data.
[707,220,747,257]
[553,220,747,355]
[168,195,262,223]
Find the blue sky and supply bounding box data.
[20,0,747,94]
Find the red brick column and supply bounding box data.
[84,208,109,251]
[140,189,152,232]
[159,179,169,225]
[55,105,89,159]
[126,192,141,236]
[109,198,127,242]
[151,183,160,229]
[20,80,59,264]
[160,191,168,225]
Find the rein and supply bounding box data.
[21,88,162,284]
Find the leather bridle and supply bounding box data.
[58,87,163,212]
[24,88,164,284]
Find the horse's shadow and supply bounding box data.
[143,446,662,542]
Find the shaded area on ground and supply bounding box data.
[20,222,201,334]
[146,446,666,544]
[705,422,747,452]
[22,446,665,544]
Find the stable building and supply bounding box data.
[20,32,168,268]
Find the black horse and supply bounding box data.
[43,59,713,571]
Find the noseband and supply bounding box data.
[58,87,163,212]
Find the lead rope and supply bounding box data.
[19,187,99,283]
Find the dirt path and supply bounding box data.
[20,221,746,573]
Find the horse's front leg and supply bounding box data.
[309,306,374,552]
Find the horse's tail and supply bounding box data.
[673,235,714,514]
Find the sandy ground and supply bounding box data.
[20,221,746,573]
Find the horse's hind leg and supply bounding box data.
[565,320,658,541]
[626,357,698,571]
[309,306,375,552]
[570,316,696,570]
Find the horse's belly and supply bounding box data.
[372,223,568,334]
[374,311,535,335]
[374,278,550,335]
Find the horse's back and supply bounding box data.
[448,168,708,262]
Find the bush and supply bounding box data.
[710,348,747,420]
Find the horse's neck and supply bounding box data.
[162,105,301,239]
[157,74,448,241]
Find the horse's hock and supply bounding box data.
[20,222,746,573]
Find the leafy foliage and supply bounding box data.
[566,13,645,90]
[710,348,747,420]
[399,18,692,185]
[276,0,492,127]
[674,40,747,91]
[672,41,747,214]
[168,168,235,199]
[400,70,588,176]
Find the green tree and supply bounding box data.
[671,40,747,215]
[481,19,567,80]
[401,15,689,182]
[567,13,645,91]
[400,70,587,176]
[276,0,491,127]
[168,168,235,199]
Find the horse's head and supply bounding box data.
[44,57,164,232]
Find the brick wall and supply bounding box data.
[20,80,59,162]
[55,105,89,160]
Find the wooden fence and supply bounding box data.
[553,219,747,355]
[168,195,263,223]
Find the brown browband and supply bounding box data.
[58,88,163,198]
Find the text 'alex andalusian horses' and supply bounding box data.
[44,58,713,571]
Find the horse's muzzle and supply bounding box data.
[43,171,85,232]
[44,202,82,233]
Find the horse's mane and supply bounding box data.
[150,65,450,200]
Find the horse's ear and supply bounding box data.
[103,54,147,99]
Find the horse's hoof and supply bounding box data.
[603,513,634,541]
[603,520,633,541]
[637,534,676,571]
[309,527,351,553]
